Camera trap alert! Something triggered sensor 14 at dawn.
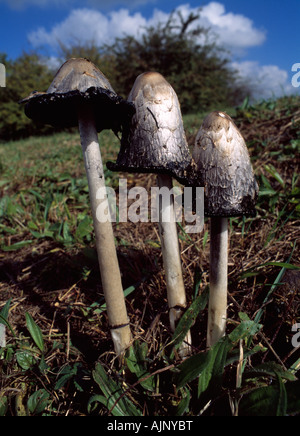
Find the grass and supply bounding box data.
[0,95,299,416]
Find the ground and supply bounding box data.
[0,96,299,416]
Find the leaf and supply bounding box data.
[16,350,36,370]
[176,318,263,393]
[171,288,209,357]
[1,240,33,251]
[198,338,229,398]
[0,396,8,416]
[62,221,72,243]
[92,363,142,416]
[27,389,50,415]
[275,372,287,416]
[75,216,92,241]
[244,362,297,382]
[0,313,16,338]
[25,313,45,353]
[55,365,77,390]
[88,394,111,414]
[125,342,155,392]
[228,318,262,344]
[0,298,11,322]
[264,164,285,188]
[175,387,191,416]
[239,374,288,416]
[176,337,229,391]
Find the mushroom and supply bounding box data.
[20,58,135,356]
[191,111,258,347]
[107,72,192,354]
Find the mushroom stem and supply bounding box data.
[157,173,191,355]
[78,104,131,356]
[207,217,228,348]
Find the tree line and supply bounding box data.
[0,10,251,141]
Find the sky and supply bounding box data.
[0,0,299,100]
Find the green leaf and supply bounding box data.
[125,341,155,392]
[175,387,191,416]
[264,164,285,188]
[0,299,11,322]
[240,374,289,416]
[0,396,8,416]
[176,318,263,393]
[25,313,45,353]
[16,350,36,370]
[92,363,142,416]
[1,240,33,251]
[198,338,229,398]
[228,319,262,344]
[88,394,111,413]
[244,362,297,382]
[275,372,287,416]
[75,216,92,240]
[0,313,16,338]
[176,337,229,391]
[27,389,50,415]
[171,288,209,357]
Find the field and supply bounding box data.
[0,96,299,416]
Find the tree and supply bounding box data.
[103,10,250,112]
[0,53,54,140]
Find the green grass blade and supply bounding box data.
[25,313,45,353]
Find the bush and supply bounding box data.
[0,53,55,140]
[102,10,251,112]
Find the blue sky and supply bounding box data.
[0,0,299,99]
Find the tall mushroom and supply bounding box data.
[107,72,192,354]
[20,58,135,356]
[191,111,258,347]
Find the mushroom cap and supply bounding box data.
[107,72,191,182]
[20,58,135,132]
[191,111,258,217]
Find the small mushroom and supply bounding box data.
[21,58,135,356]
[192,111,258,347]
[108,72,192,354]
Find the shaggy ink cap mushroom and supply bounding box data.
[191,111,258,217]
[190,111,258,347]
[21,58,134,356]
[107,72,191,183]
[21,58,134,133]
[108,72,192,355]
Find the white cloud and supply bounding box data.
[28,3,266,55]
[200,2,266,52]
[28,8,149,50]
[232,61,297,100]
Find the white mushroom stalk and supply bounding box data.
[208,217,228,348]
[78,104,131,355]
[20,58,134,356]
[157,174,192,354]
[192,111,258,348]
